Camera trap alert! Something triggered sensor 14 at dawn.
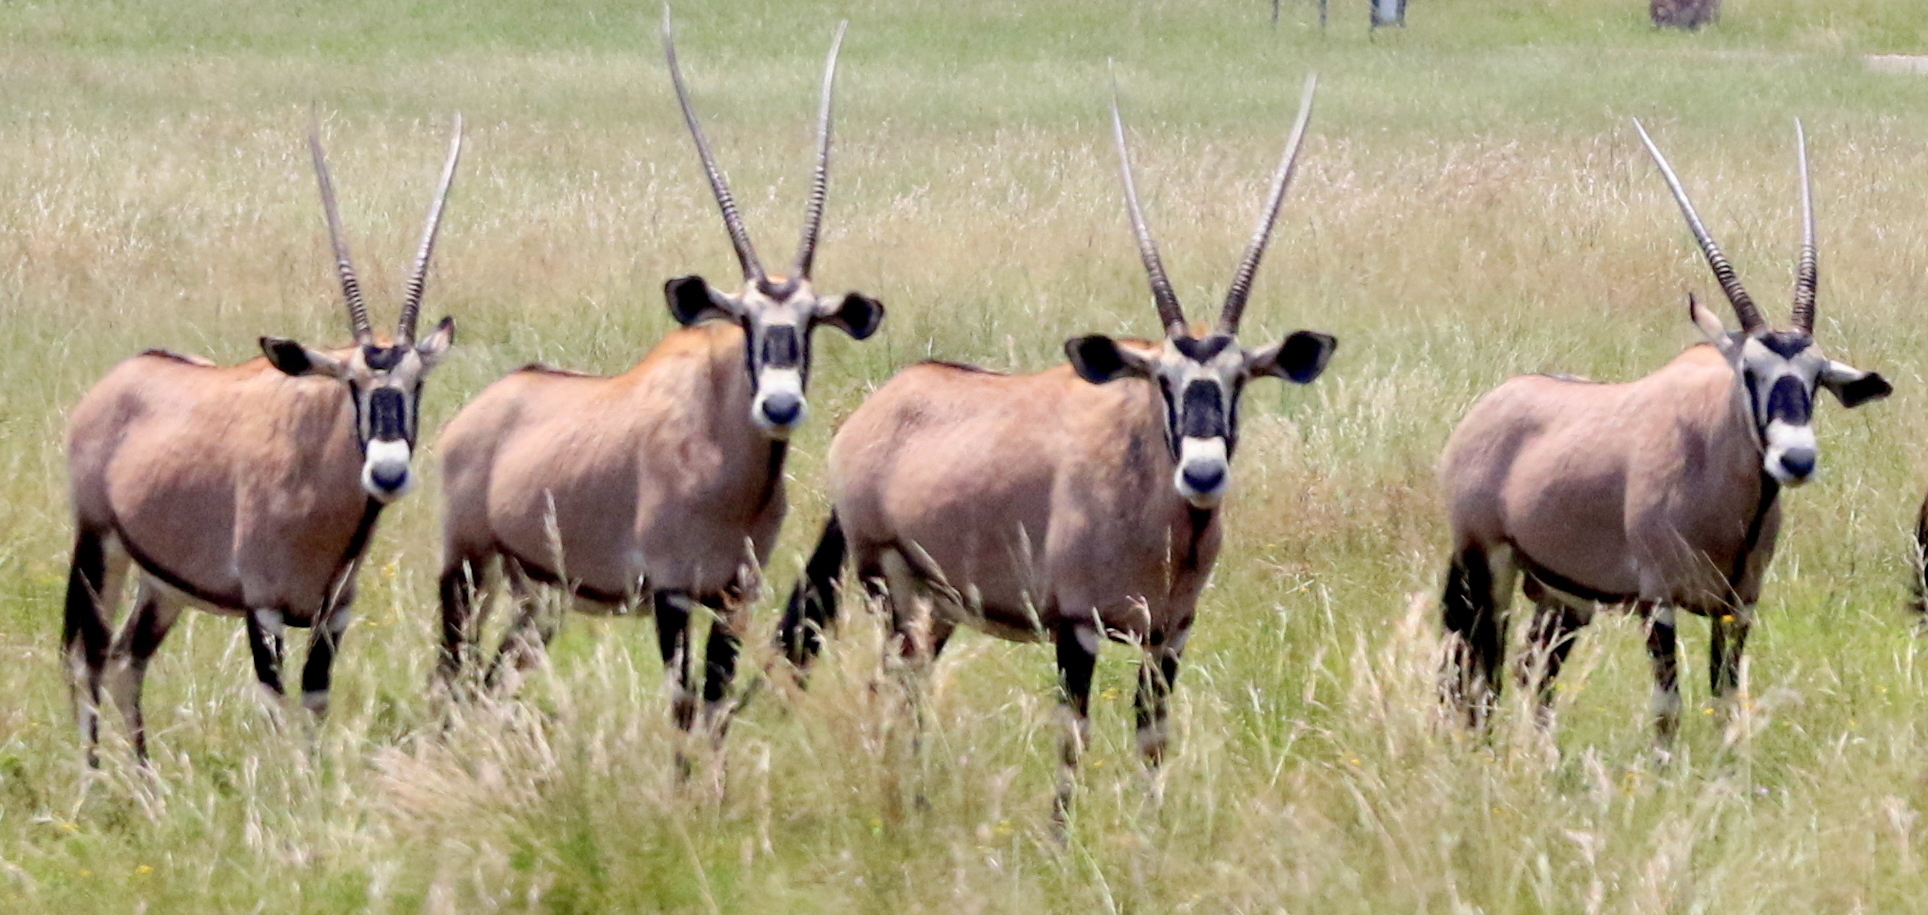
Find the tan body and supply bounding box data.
[440,322,783,603]
[60,117,464,764]
[781,75,1331,827]
[829,360,1218,644]
[1441,343,1777,612]
[69,350,374,622]
[1436,120,1891,742]
[433,16,885,751]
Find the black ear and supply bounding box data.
[416,316,456,365]
[1831,371,1893,409]
[1065,335,1129,385]
[819,292,885,340]
[1253,330,1337,384]
[664,275,733,326]
[261,337,315,376]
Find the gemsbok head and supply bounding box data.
[1436,119,1890,746]
[777,76,1335,825]
[433,11,881,754]
[63,116,463,762]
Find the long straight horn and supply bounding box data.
[1218,74,1318,337]
[308,115,374,345]
[1109,84,1186,336]
[792,21,846,280]
[398,114,464,345]
[663,6,764,283]
[1632,118,1766,334]
[1790,118,1817,335]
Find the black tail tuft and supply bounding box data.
[63,530,111,760]
[777,513,848,672]
[63,530,110,671]
[1440,545,1503,726]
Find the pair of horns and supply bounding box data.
[309,114,464,347]
[1112,74,1318,339]
[663,6,844,285]
[1635,117,1818,336]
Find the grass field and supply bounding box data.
[6,0,1928,910]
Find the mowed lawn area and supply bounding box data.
[4,0,1928,910]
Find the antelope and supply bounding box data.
[1437,120,1890,744]
[433,12,882,739]
[778,77,1335,821]
[63,117,464,761]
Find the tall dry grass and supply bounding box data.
[3,0,1928,910]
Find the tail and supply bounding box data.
[1440,544,1502,726]
[1913,493,1928,619]
[63,530,110,670]
[776,513,848,671]
[63,529,111,757]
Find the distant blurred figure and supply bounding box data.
[1652,0,1719,29]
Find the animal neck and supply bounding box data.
[276,370,371,491]
[689,324,792,508]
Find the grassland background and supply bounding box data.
[5,0,1928,910]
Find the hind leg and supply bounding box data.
[436,553,496,695]
[107,577,183,762]
[1440,543,1517,727]
[486,559,560,693]
[1516,582,1590,727]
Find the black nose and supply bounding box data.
[1779,447,1816,480]
[369,461,409,492]
[1181,463,1226,494]
[762,392,803,427]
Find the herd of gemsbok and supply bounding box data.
[56,12,1914,819]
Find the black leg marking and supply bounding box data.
[63,530,112,762]
[654,590,696,733]
[486,562,560,692]
[1134,633,1184,768]
[1518,599,1586,725]
[437,558,488,691]
[300,602,351,719]
[777,513,847,671]
[699,592,740,710]
[1645,605,1680,747]
[246,610,287,699]
[1911,493,1928,619]
[1053,616,1099,830]
[1440,546,1503,726]
[1710,608,1750,701]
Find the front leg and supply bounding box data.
[300,598,353,719]
[654,590,697,733]
[1710,604,1752,704]
[1134,628,1187,769]
[1644,603,1680,751]
[246,609,288,708]
[1053,616,1099,833]
[698,588,745,735]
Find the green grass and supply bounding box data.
[5,0,1928,910]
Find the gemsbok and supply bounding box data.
[1437,120,1890,744]
[433,13,883,739]
[778,77,1335,820]
[63,117,464,762]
